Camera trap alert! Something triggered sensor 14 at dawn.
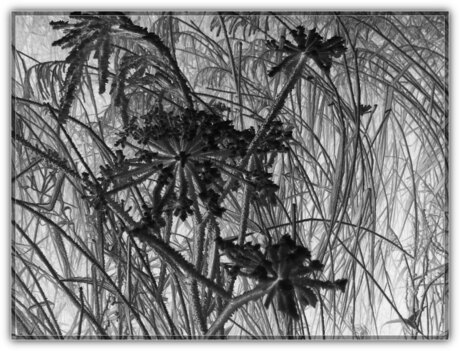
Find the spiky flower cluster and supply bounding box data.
[267,26,347,76]
[112,106,291,225]
[217,234,347,319]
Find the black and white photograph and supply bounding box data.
[11,11,448,340]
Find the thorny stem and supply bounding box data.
[12,132,81,180]
[130,228,231,300]
[49,106,100,184]
[196,53,309,236]
[187,168,206,272]
[129,235,179,337]
[157,211,173,295]
[205,283,276,338]
[237,156,254,245]
[191,282,207,335]
[203,218,221,314]
[186,167,208,334]
[242,53,307,159]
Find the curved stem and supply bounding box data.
[205,282,275,338]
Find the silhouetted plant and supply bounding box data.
[107,104,291,224]
[217,234,347,320]
[14,12,347,338]
[267,26,347,76]
[12,11,446,340]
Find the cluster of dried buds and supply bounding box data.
[216,234,347,320]
[111,106,291,226]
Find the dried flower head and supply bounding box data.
[217,234,348,319]
[109,106,291,223]
[267,26,347,76]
